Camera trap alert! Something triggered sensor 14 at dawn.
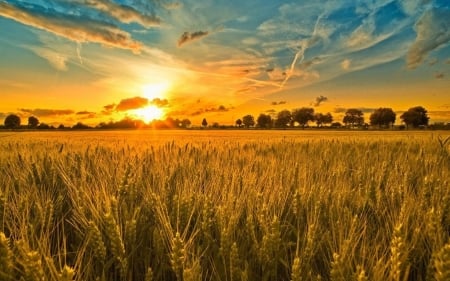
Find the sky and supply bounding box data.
[0,0,449,126]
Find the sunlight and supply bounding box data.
[133,105,164,123]
[142,81,170,100]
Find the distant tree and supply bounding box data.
[292,107,315,128]
[38,123,51,129]
[28,116,39,128]
[235,119,243,128]
[4,114,21,129]
[58,124,65,129]
[202,118,208,127]
[370,108,396,128]
[331,122,342,128]
[242,115,255,128]
[343,108,364,127]
[72,122,91,129]
[400,106,430,128]
[275,110,292,128]
[212,122,220,128]
[315,112,333,127]
[257,113,272,129]
[181,119,191,128]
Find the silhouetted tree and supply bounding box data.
[370,108,396,128]
[292,107,315,128]
[257,113,272,129]
[235,119,243,128]
[212,122,220,128]
[315,112,333,127]
[343,108,364,127]
[400,106,429,128]
[28,116,39,128]
[181,119,191,128]
[242,115,255,128]
[202,118,208,127]
[275,110,292,128]
[72,122,91,129]
[331,122,342,128]
[58,124,65,129]
[4,114,21,129]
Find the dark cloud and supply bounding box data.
[84,0,161,27]
[265,109,277,114]
[407,9,450,69]
[76,111,95,115]
[151,98,169,107]
[115,96,149,111]
[0,2,142,53]
[271,101,287,105]
[19,108,75,117]
[435,72,444,79]
[313,95,328,107]
[177,31,209,47]
[190,105,231,116]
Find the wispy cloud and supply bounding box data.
[341,59,351,70]
[150,98,169,107]
[19,108,75,117]
[271,101,287,105]
[84,0,161,27]
[0,2,142,53]
[177,31,209,47]
[407,8,450,69]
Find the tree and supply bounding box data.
[400,106,429,128]
[315,112,333,127]
[275,110,292,128]
[343,109,364,127]
[242,115,255,128]
[235,119,243,128]
[370,108,396,128]
[292,107,315,128]
[202,118,208,127]
[28,116,39,128]
[257,113,272,129]
[181,119,191,128]
[4,114,21,129]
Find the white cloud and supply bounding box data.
[341,59,351,70]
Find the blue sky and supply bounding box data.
[0,0,449,125]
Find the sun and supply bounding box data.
[133,105,164,123]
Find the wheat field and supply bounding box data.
[0,130,449,281]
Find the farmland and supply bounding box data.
[0,130,449,281]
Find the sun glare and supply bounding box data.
[134,105,164,123]
[143,82,170,100]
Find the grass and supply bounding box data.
[0,130,449,281]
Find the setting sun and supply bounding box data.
[133,105,164,123]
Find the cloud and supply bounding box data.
[407,9,450,69]
[115,96,149,111]
[0,2,142,53]
[271,101,287,105]
[19,108,75,117]
[84,0,161,27]
[341,59,351,70]
[177,31,209,47]
[31,47,69,71]
[76,111,95,115]
[428,58,438,66]
[76,111,96,118]
[434,72,444,79]
[190,105,231,116]
[150,98,169,107]
[313,95,328,107]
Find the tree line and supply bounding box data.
[0,106,436,130]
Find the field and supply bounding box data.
[0,130,449,281]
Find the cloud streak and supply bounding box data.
[115,97,149,111]
[19,108,75,117]
[84,0,161,27]
[0,2,142,52]
[407,8,450,69]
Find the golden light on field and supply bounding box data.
[142,81,170,100]
[133,105,164,123]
